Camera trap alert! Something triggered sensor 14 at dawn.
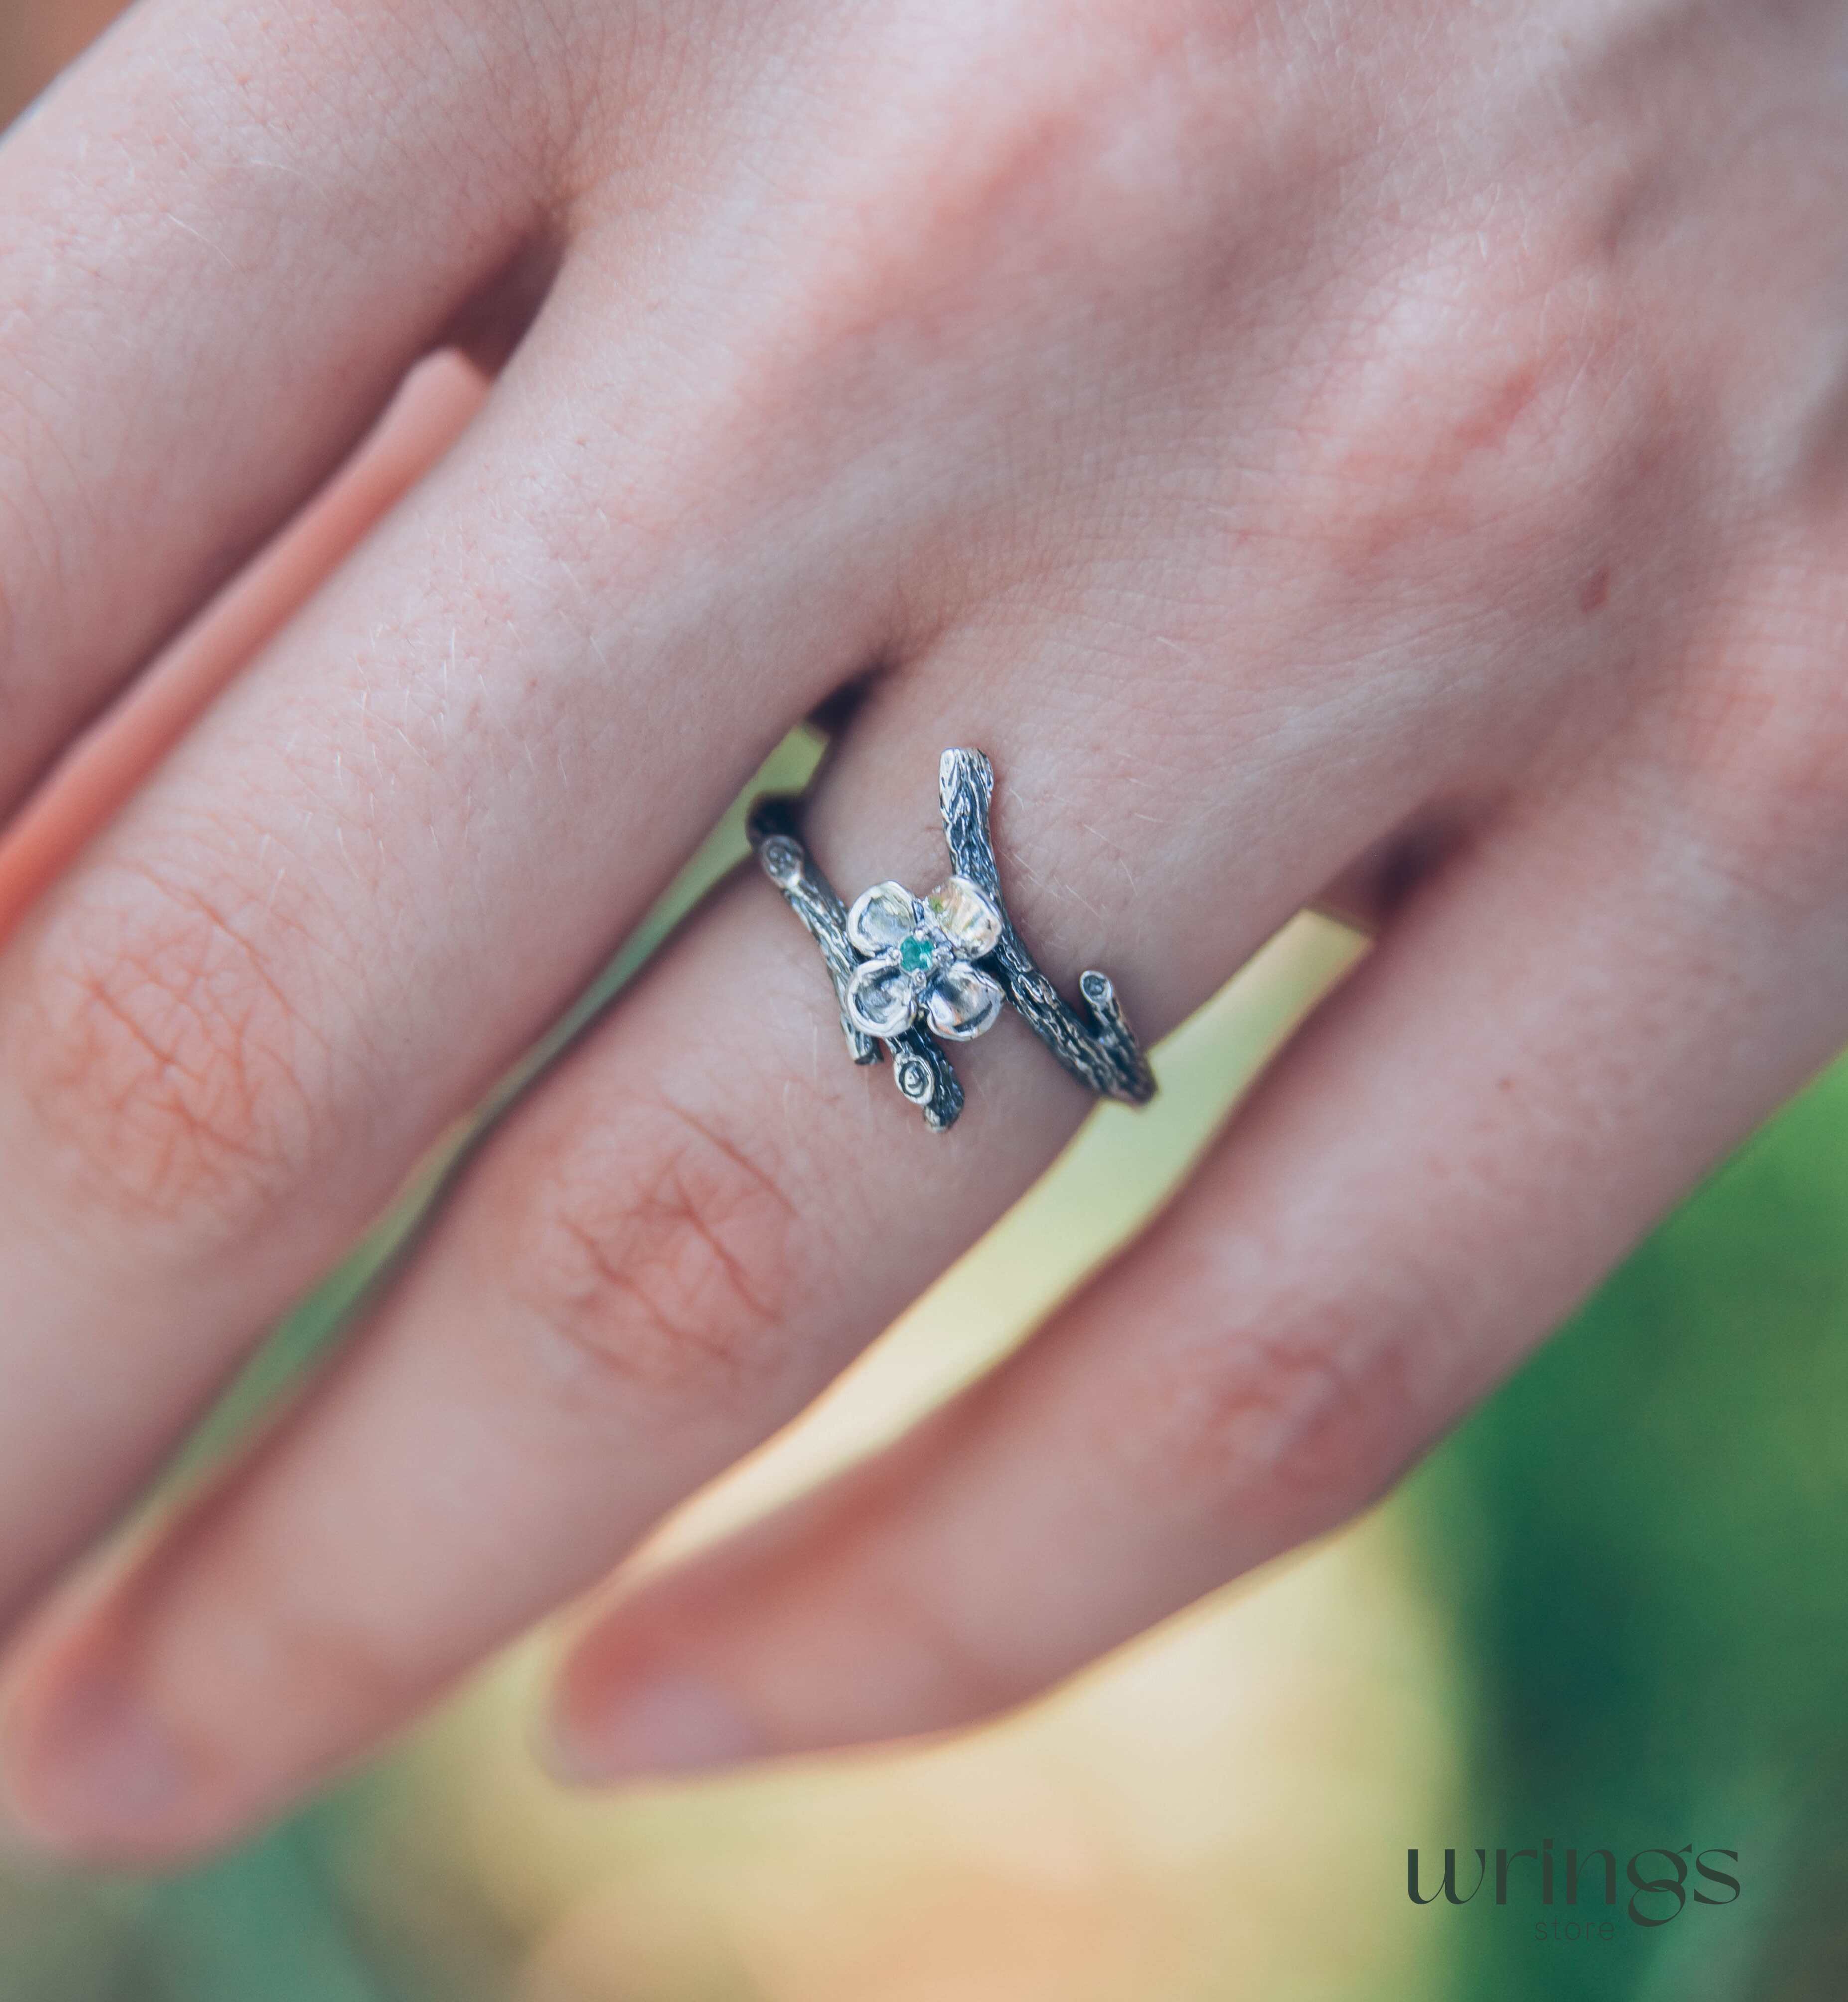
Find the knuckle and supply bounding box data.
[506,1092,801,1409]
[1316,250,1652,584]
[1125,1290,1419,1533]
[15,860,329,1237]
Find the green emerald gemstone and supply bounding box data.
[898,934,934,976]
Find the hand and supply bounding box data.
[0,0,1843,1865]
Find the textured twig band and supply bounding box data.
[937,749,1156,1107]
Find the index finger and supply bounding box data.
[0,0,552,817]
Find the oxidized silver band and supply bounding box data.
[749,748,1156,1131]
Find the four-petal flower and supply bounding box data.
[843,875,1006,1042]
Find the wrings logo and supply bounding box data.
[1407,1842,1740,1938]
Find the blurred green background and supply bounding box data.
[3,13,1846,2000]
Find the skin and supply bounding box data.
[0,0,1842,1868]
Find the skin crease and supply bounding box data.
[0,0,1839,1864]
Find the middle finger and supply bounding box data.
[0,273,909,1637]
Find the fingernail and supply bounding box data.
[2,1668,191,1859]
[545,1666,764,1786]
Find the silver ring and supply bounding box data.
[749,748,1156,1132]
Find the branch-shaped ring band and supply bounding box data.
[749,748,1155,1132]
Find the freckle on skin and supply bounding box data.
[1578,565,1611,615]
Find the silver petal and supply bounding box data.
[925,960,1005,1041]
[846,881,920,955]
[845,952,921,1038]
[924,875,1003,958]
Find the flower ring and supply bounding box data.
[750,748,1156,1132]
[842,877,1007,1044]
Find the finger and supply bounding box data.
[535,746,1848,1778]
[0,352,487,939]
[0,0,550,814]
[0,646,1447,1862]
[0,273,919,1645]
